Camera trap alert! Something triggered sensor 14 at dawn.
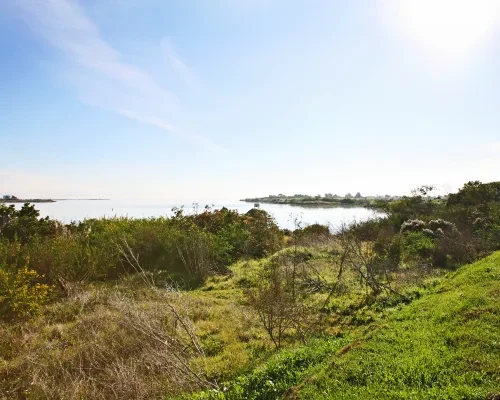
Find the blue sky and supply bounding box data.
[1,0,500,200]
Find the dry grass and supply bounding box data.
[0,263,272,400]
[1,285,195,399]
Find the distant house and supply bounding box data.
[2,195,18,200]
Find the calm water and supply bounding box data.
[13,200,385,231]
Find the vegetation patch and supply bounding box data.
[1,181,500,399]
[188,337,349,400]
[294,252,500,399]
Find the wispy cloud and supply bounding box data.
[118,109,225,154]
[161,37,199,90]
[14,0,222,152]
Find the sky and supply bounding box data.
[1,0,500,201]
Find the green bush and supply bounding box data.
[299,224,330,238]
[0,206,283,294]
[372,233,401,270]
[0,203,62,243]
[401,232,436,266]
[0,266,51,321]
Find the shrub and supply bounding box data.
[247,254,317,349]
[243,209,282,258]
[401,232,436,266]
[372,233,401,270]
[0,266,51,321]
[301,224,330,237]
[349,218,393,241]
[428,219,457,234]
[446,180,500,207]
[0,203,62,243]
[400,219,426,234]
[340,198,355,205]
[30,233,121,283]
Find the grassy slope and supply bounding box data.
[293,251,500,399]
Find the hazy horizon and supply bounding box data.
[2,0,500,200]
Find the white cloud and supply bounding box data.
[13,0,222,152]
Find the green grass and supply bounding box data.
[294,251,500,399]
[186,337,350,400]
[184,251,500,400]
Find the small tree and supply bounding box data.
[248,251,315,348]
[248,264,294,349]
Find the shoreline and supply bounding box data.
[1,199,57,204]
[1,199,110,204]
[241,199,371,208]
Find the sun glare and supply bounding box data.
[390,0,500,63]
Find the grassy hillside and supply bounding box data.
[293,251,500,399]
[2,182,500,399]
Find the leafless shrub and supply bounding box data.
[248,239,322,349]
[345,232,407,299]
[323,222,407,309]
[248,260,310,349]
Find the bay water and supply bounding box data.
[13,200,384,231]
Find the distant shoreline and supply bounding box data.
[1,199,56,204]
[241,196,372,208]
[1,199,110,204]
[53,199,110,201]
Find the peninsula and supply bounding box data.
[1,195,109,204]
[0,197,56,204]
[241,193,375,207]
